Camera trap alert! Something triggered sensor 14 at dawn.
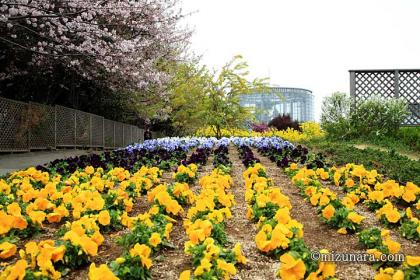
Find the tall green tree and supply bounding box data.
[166,55,267,137]
[168,61,210,134]
[204,55,267,138]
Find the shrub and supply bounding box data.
[252,123,269,132]
[396,127,420,152]
[268,114,300,131]
[299,122,325,140]
[321,93,409,139]
[320,92,352,139]
[350,97,408,137]
[195,122,324,142]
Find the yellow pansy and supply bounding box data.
[322,204,335,220]
[88,263,118,280]
[0,242,17,259]
[278,252,306,280]
[149,232,162,247]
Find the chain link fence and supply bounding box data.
[0,97,147,152]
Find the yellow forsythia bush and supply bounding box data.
[195,122,325,143]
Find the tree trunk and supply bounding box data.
[216,125,221,139]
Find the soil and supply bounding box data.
[252,148,377,280]
[151,157,215,279]
[226,146,279,279]
[321,181,419,256]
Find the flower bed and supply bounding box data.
[0,136,417,280]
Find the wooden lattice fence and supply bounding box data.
[349,69,420,126]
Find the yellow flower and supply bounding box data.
[337,228,347,234]
[384,208,400,223]
[405,207,413,219]
[333,172,341,186]
[406,255,420,266]
[320,171,329,180]
[91,231,104,246]
[392,270,404,280]
[256,193,268,208]
[322,204,335,220]
[115,257,125,264]
[341,197,355,210]
[62,230,98,256]
[179,270,190,280]
[274,207,291,224]
[0,180,11,194]
[7,202,22,217]
[1,259,27,280]
[129,243,152,269]
[80,236,99,256]
[88,263,118,280]
[255,225,272,253]
[149,232,162,247]
[233,243,247,264]
[12,216,28,230]
[36,245,62,279]
[347,193,360,204]
[374,267,404,280]
[85,166,95,175]
[383,239,400,254]
[98,210,111,226]
[345,178,355,188]
[28,210,46,225]
[194,258,212,276]
[347,212,365,224]
[47,212,63,224]
[246,206,253,219]
[217,259,237,276]
[167,199,183,216]
[290,163,298,170]
[0,242,17,259]
[25,241,39,266]
[381,229,390,239]
[149,205,160,216]
[307,253,336,279]
[368,191,384,202]
[367,249,382,259]
[310,193,321,206]
[278,252,306,280]
[402,182,419,202]
[319,195,330,206]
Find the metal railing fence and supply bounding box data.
[0,97,145,152]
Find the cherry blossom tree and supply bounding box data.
[0,0,190,100]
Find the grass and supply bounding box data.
[305,139,420,185]
[349,129,420,155]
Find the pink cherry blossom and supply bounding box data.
[0,0,190,98]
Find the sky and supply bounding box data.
[181,0,420,120]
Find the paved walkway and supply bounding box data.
[0,149,101,176]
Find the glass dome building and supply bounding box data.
[239,86,314,123]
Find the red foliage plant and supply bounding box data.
[252,123,269,132]
[268,114,301,131]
